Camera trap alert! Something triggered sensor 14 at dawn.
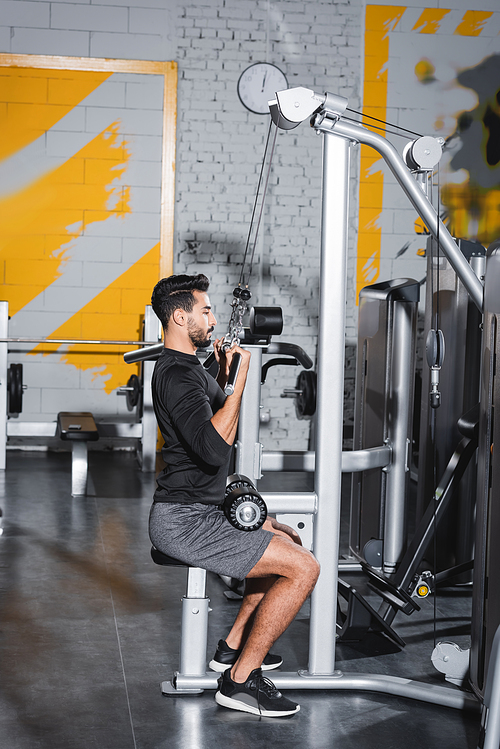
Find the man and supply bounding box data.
[149,273,320,717]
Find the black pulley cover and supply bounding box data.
[249,306,283,336]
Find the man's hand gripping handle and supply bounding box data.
[224,353,242,396]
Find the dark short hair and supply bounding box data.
[151,274,210,329]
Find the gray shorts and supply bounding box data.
[149,501,274,581]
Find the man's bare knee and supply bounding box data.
[248,536,319,587]
[296,552,320,589]
[285,542,319,575]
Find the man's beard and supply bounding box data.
[188,320,213,349]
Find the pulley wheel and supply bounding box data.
[126,374,141,410]
[295,369,317,418]
[7,363,23,414]
[223,474,267,532]
[249,306,283,336]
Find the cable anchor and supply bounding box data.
[222,286,252,353]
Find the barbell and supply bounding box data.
[117,374,142,410]
[281,369,317,418]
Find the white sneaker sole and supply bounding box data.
[209,658,283,673]
[215,690,300,717]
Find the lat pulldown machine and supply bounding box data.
[133,86,487,711]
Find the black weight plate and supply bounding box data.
[8,363,23,414]
[125,374,141,410]
[295,369,317,418]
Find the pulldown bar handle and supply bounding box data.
[224,353,242,396]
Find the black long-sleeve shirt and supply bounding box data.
[152,348,232,505]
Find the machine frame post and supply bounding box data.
[162,566,209,696]
[307,129,350,675]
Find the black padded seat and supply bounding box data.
[151,546,188,567]
[57,412,99,442]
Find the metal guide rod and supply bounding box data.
[307,131,350,675]
[0,337,160,346]
[319,117,484,313]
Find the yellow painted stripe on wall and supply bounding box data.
[454,10,493,36]
[0,122,130,315]
[412,9,451,34]
[0,67,112,162]
[441,184,500,245]
[357,5,405,303]
[358,5,495,305]
[32,243,161,393]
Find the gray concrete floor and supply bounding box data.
[0,451,480,748]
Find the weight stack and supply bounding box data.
[470,240,500,700]
[349,278,419,572]
[416,237,484,577]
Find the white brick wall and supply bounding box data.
[0,0,176,60]
[174,0,362,449]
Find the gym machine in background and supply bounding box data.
[417,237,485,577]
[349,278,419,573]
[470,240,500,702]
[0,304,161,474]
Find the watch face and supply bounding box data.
[237,63,288,115]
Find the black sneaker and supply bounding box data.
[209,639,283,673]
[215,667,300,717]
